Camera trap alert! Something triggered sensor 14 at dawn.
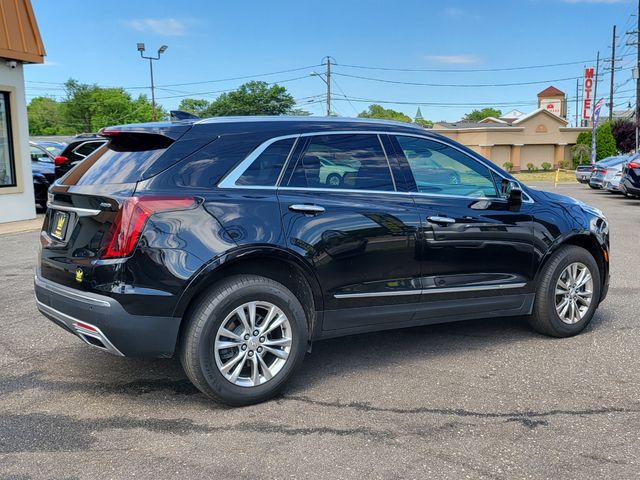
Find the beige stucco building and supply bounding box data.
[433,87,589,172]
[0,0,45,223]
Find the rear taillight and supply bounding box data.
[54,155,68,167]
[629,162,639,169]
[101,196,196,259]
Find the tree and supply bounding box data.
[612,120,635,153]
[27,97,68,135]
[595,122,617,161]
[287,108,312,116]
[357,104,412,123]
[205,81,295,116]
[572,143,591,167]
[573,122,618,163]
[178,98,211,117]
[414,118,433,128]
[463,107,502,122]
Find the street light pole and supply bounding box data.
[137,43,168,122]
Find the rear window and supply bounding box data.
[236,137,295,186]
[61,134,172,185]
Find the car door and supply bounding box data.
[277,132,422,332]
[389,134,536,321]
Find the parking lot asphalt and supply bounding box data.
[1,182,639,480]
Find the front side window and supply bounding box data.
[0,93,15,187]
[396,136,498,198]
[31,145,52,163]
[286,134,394,191]
[236,137,295,186]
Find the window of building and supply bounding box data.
[286,134,394,191]
[236,137,295,186]
[0,93,16,188]
[396,136,498,198]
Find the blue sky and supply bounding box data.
[26,0,636,123]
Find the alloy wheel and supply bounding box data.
[214,301,292,387]
[554,262,593,324]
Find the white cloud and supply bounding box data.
[427,54,481,64]
[125,18,187,36]
[444,7,465,17]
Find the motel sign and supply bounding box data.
[582,67,594,120]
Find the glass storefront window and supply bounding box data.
[0,92,15,187]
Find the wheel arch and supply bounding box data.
[173,246,323,344]
[535,232,608,294]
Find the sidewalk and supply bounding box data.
[0,214,44,235]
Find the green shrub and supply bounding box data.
[559,160,570,170]
[526,163,536,171]
[541,162,552,171]
[502,161,513,172]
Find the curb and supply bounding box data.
[0,215,44,236]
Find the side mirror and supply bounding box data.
[500,179,522,207]
[508,186,522,206]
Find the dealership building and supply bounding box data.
[0,0,45,224]
[433,87,590,171]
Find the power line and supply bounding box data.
[331,71,618,88]
[336,53,636,73]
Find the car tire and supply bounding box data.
[179,274,308,406]
[528,245,601,338]
[588,184,598,189]
[327,173,342,187]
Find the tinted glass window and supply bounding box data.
[0,92,15,187]
[31,145,52,163]
[286,134,394,191]
[236,137,295,186]
[74,141,105,157]
[396,136,498,198]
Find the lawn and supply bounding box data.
[512,170,576,184]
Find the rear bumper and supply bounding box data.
[621,179,640,196]
[589,177,604,187]
[34,272,181,357]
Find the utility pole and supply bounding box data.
[593,50,600,126]
[575,77,579,127]
[609,25,616,123]
[637,0,640,151]
[631,1,640,151]
[324,56,332,116]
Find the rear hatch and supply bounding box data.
[40,125,194,291]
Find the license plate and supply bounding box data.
[51,211,69,240]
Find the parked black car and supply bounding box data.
[620,158,640,198]
[53,134,107,178]
[35,117,610,406]
[30,142,56,210]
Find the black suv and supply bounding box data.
[53,134,108,178]
[35,117,610,405]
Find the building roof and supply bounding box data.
[512,107,568,125]
[537,86,565,97]
[0,0,45,64]
[435,121,517,129]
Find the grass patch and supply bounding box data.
[512,170,575,184]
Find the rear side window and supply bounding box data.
[236,137,295,186]
[73,141,106,158]
[61,134,172,185]
[285,134,394,191]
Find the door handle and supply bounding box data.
[427,215,456,226]
[289,204,325,214]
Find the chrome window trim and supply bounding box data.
[217,129,534,203]
[334,282,527,299]
[217,134,300,189]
